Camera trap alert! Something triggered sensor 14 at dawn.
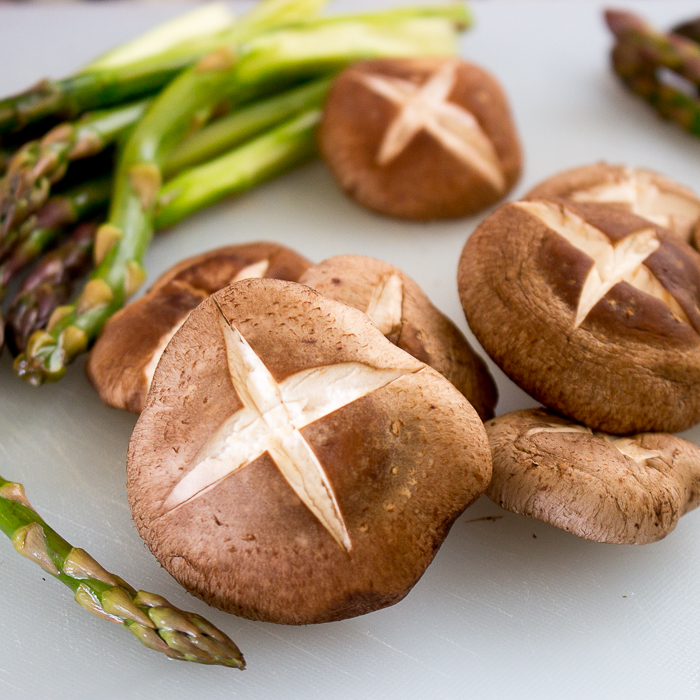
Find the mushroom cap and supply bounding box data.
[127,278,491,624]
[86,242,310,413]
[525,163,700,245]
[319,57,522,220]
[458,198,700,434]
[298,254,497,420]
[486,408,700,544]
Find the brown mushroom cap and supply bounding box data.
[127,278,491,624]
[486,408,700,544]
[319,57,522,220]
[87,242,310,413]
[458,198,700,434]
[525,163,700,245]
[298,254,497,420]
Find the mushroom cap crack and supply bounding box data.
[162,306,417,552]
[357,60,505,191]
[516,200,689,328]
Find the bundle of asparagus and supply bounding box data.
[0,0,471,668]
[0,0,470,383]
[605,9,700,138]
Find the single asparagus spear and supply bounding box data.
[15,2,466,385]
[0,4,238,135]
[157,108,321,228]
[164,76,332,177]
[5,222,97,354]
[0,475,245,667]
[0,100,148,243]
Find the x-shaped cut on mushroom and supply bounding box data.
[516,201,689,328]
[570,168,700,241]
[526,423,661,466]
[357,61,506,191]
[162,303,416,552]
[365,273,404,337]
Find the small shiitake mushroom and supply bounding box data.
[298,254,497,420]
[127,279,491,624]
[525,163,700,245]
[458,197,700,434]
[319,57,522,220]
[486,408,700,544]
[87,242,310,413]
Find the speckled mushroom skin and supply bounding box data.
[458,198,700,434]
[299,254,497,420]
[486,409,700,544]
[525,163,700,245]
[319,57,522,220]
[127,279,491,625]
[87,242,311,413]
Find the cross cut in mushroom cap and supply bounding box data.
[87,242,311,413]
[299,254,498,421]
[525,163,700,244]
[319,57,522,220]
[485,409,700,544]
[127,279,491,624]
[458,198,700,434]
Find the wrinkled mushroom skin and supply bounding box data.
[127,279,491,625]
[525,163,700,245]
[459,199,700,434]
[486,409,700,544]
[299,254,497,420]
[87,242,311,413]
[319,57,522,220]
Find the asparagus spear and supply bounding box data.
[157,108,320,228]
[0,100,148,244]
[165,76,332,176]
[15,3,467,385]
[5,222,97,354]
[605,10,700,137]
[0,475,245,668]
[0,4,238,135]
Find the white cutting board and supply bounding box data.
[1,1,700,698]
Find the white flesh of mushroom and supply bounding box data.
[357,61,506,192]
[570,169,700,242]
[365,273,403,336]
[516,201,690,328]
[142,259,271,391]
[526,423,661,466]
[162,305,417,551]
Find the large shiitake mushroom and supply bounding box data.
[319,57,522,220]
[458,198,700,434]
[299,254,497,420]
[127,279,491,625]
[486,408,700,544]
[87,242,310,413]
[525,163,700,245]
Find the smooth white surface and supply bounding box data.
[1,2,700,698]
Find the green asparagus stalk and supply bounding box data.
[165,76,332,176]
[0,4,238,135]
[157,108,320,228]
[0,100,148,242]
[15,2,467,385]
[0,475,245,667]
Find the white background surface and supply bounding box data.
[1,1,700,698]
